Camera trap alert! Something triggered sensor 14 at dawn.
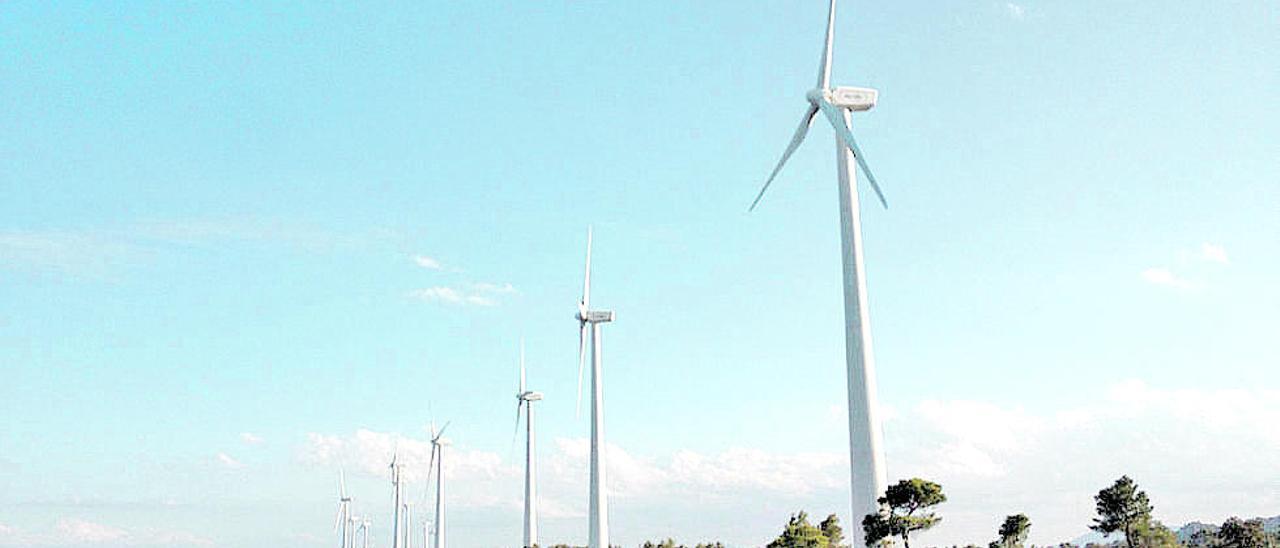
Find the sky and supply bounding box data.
[1,1,1278,547]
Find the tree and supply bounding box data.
[862,478,947,548]
[998,514,1032,548]
[1130,519,1178,548]
[822,514,849,548]
[1089,476,1153,548]
[769,511,831,548]
[1218,517,1268,548]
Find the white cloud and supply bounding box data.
[215,452,244,469]
[1005,2,1026,19]
[1141,267,1196,290]
[413,255,444,270]
[291,382,1280,547]
[1200,243,1229,264]
[409,282,518,307]
[240,432,264,445]
[0,519,211,547]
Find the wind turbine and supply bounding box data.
[574,227,614,548]
[513,340,543,548]
[356,517,372,548]
[335,471,353,548]
[426,421,451,548]
[390,451,405,548]
[749,0,889,536]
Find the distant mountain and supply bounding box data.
[1174,515,1280,543]
[1066,516,1279,546]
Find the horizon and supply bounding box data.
[2,1,1278,547]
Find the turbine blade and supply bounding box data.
[582,226,592,310]
[817,0,837,89]
[750,105,819,211]
[334,503,344,533]
[511,400,523,456]
[340,469,347,498]
[817,99,889,208]
[576,322,587,418]
[519,339,526,395]
[436,421,450,439]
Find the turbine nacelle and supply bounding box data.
[806,87,878,112]
[579,310,614,324]
[518,390,544,402]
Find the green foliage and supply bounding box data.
[1089,476,1154,548]
[769,511,831,548]
[1130,520,1178,548]
[862,478,947,548]
[639,541,724,548]
[998,514,1032,548]
[1218,517,1269,548]
[822,514,849,548]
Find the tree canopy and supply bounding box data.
[1090,476,1154,548]
[862,478,947,548]
[998,514,1032,548]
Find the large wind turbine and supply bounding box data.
[574,227,614,548]
[426,422,451,548]
[513,340,543,548]
[335,471,353,548]
[390,452,405,548]
[749,0,889,535]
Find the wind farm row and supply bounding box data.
[330,0,891,546]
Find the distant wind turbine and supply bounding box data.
[574,227,615,548]
[356,517,372,548]
[334,471,353,548]
[513,340,543,548]
[748,0,889,534]
[426,421,451,548]
[390,451,405,548]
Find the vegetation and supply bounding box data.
[862,478,947,548]
[1091,476,1154,548]
[551,475,1278,548]
[640,540,724,548]
[995,514,1032,548]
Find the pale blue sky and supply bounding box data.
[1,1,1277,547]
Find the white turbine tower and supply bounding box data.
[426,422,451,548]
[749,0,890,536]
[574,227,614,548]
[390,452,405,548]
[335,471,353,548]
[513,340,543,548]
[403,503,413,548]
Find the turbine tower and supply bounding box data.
[514,340,543,548]
[403,503,413,548]
[390,452,404,548]
[749,0,889,536]
[427,422,451,548]
[574,227,614,548]
[335,471,352,548]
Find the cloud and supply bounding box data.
[409,282,518,307]
[240,432,264,445]
[1005,2,1026,19]
[413,255,444,270]
[1200,243,1229,264]
[215,452,244,469]
[1141,267,1196,290]
[0,519,211,547]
